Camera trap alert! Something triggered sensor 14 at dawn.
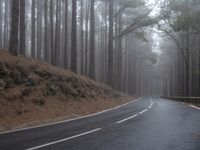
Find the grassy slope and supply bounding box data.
[0,49,132,132]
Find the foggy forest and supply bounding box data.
[0,0,200,97]
[0,0,200,149]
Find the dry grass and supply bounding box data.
[0,49,133,132]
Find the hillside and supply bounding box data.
[0,49,132,132]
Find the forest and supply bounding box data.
[0,0,200,97]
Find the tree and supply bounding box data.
[64,0,69,69]
[0,0,3,47]
[54,0,61,66]
[80,0,84,74]
[89,0,96,79]
[84,0,90,75]
[71,0,77,73]
[108,0,114,87]
[31,0,36,58]
[4,0,10,48]
[19,0,26,56]
[9,0,20,56]
[44,0,50,63]
[36,0,43,60]
[50,0,55,64]
[116,12,122,90]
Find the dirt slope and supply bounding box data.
[0,49,132,132]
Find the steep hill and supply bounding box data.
[0,49,131,132]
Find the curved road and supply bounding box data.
[0,97,200,150]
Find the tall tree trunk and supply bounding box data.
[4,0,9,48]
[89,0,95,79]
[64,0,68,69]
[19,0,26,56]
[0,0,2,47]
[70,0,77,73]
[84,1,89,75]
[80,0,84,74]
[185,31,190,96]
[54,0,61,66]
[44,0,50,63]
[37,0,42,60]
[108,0,114,87]
[116,14,122,90]
[9,0,19,56]
[31,0,36,58]
[50,0,55,64]
[104,2,108,83]
[198,33,200,96]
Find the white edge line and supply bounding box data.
[189,105,200,110]
[116,99,154,124]
[181,102,200,110]
[0,98,142,135]
[26,128,101,150]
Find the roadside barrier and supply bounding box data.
[162,97,200,105]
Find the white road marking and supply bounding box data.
[116,99,154,124]
[116,114,138,124]
[26,128,101,150]
[0,98,142,135]
[181,102,200,111]
[189,105,200,110]
[138,109,147,114]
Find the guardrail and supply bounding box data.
[162,97,200,105]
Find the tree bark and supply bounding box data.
[44,0,50,63]
[185,31,190,96]
[54,0,61,66]
[89,0,96,79]
[108,0,114,87]
[0,0,2,47]
[116,13,122,90]
[37,0,42,60]
[70,0,77,73]
[4,0,9,48]
[19,0,26,56]
[9,0,20,56]
[31,0,36,58]
[64,0,68,69]
[84,1,89,75]
[80,0,84,74]
[50,0,55,64]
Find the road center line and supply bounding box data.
[26,128,101,150]
[116,100,154,124]
[116,114,138,124]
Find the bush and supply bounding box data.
[45,81,58,96]
[32,98,45,106]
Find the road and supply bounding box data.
[0,97,200,150]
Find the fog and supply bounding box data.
[0,0,200,97]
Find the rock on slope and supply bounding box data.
[0,49,130,132]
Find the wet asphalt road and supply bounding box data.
[0,97,200,150]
